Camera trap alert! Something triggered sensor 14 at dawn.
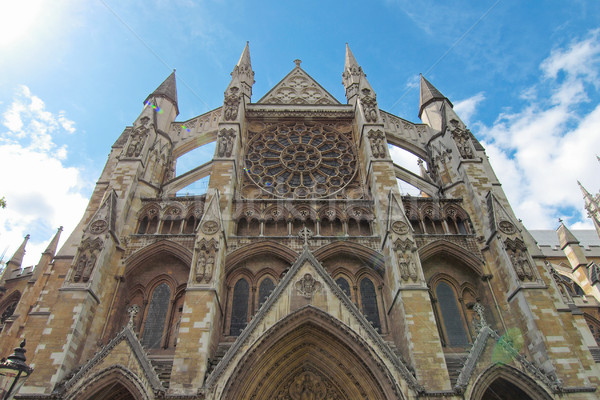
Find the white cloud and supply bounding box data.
[477,30,600,229]
[0,86,88,269]
[453,92,485,126]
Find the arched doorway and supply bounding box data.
[471,365,553,400]
[480,377,533,399]
[220,306,404,400]
[65,366,151,400]
[86,382,138,400]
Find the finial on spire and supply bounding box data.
[294,59,302,68]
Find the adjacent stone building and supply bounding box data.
[0,43,599,399]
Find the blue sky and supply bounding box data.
[1,0,600,267]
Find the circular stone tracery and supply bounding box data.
[245,122,357,198]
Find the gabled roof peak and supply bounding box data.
[257,65,340,105]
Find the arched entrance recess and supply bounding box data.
[221,306,404,400]
[67,366,150,400]
[470,365,553,400]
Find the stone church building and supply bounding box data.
[1,44,599,399]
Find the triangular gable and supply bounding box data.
[57,325,164,397]
[387,191,413,235]
[452,310,562,394]
[486,192,520,240]
[85,188,118,238]
[257,66,341,105]
[205,246,422,394]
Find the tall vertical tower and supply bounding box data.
[0,45,598,400]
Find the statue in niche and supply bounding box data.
[195,253,207,282]
[217,128,235,157]
[361,88,378,122]
[195,245,216,283]
[449,119,474,159]
[397,250,417,282]
[73,254,87,282]
[223,87,241,121]
[510,250,525,280]
[204,255,215,282]
[82,254,97,282]
[367,129,386,158]
[518,250,534,280]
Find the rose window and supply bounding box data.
[245,122,357,198]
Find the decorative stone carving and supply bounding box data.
[223,87,241,121]
[394,239,417,282]
[259,68,338,105]
[125,117,150,158]
[367,129,386,158]
[195,240,218,283]
[127,304,140,329]
[217,128,235,157]
[72,238,103,283]
[89,220,107,234]
[498,220,516,234]
[244,122,357,199]
[391,221,409,235]
[360,89,378,123]
[295,273,322,298]
[298,226,313,246]
[506,240,535,281]
[289,371,327,400]
[201,220,219,235]
[449,119,474,159]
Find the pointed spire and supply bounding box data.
[145,70,178,109]
[228,42,254,101]
[342,43,363,93]
[557,222,580,249]
[6,234,30,270]
[578,180,600,236]
[344,43,359,71]
[418,74,452,118]
[43,226,63,255]
[236,41,251,69]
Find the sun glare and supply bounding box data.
[0,1,44,47]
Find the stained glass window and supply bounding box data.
[360,278,381,332]
[258,278,275,309]
[336,277,351,298]
[141,283,171,348]
[230,278,249,336]
[436,282,468,347]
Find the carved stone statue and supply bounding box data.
[367,129,386,159]
[196,253,207,282]
[218,128,235,157]
[223,87,241,121]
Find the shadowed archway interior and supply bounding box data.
[85,382,138,400]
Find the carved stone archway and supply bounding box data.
[65,365,151,400]
[469,364,553,400]
[220,306,404,400]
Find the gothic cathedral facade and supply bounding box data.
[0,44,599,399]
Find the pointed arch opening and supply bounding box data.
[470,364,553,400]
[218,306,404,400]
[67,366,151,400]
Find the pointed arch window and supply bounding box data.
[258,278,275,309]
[230,278,250,336]
[335,277,352,298]
[435,281,468,347]
[360,278,381,333]
[141,283,171,348]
